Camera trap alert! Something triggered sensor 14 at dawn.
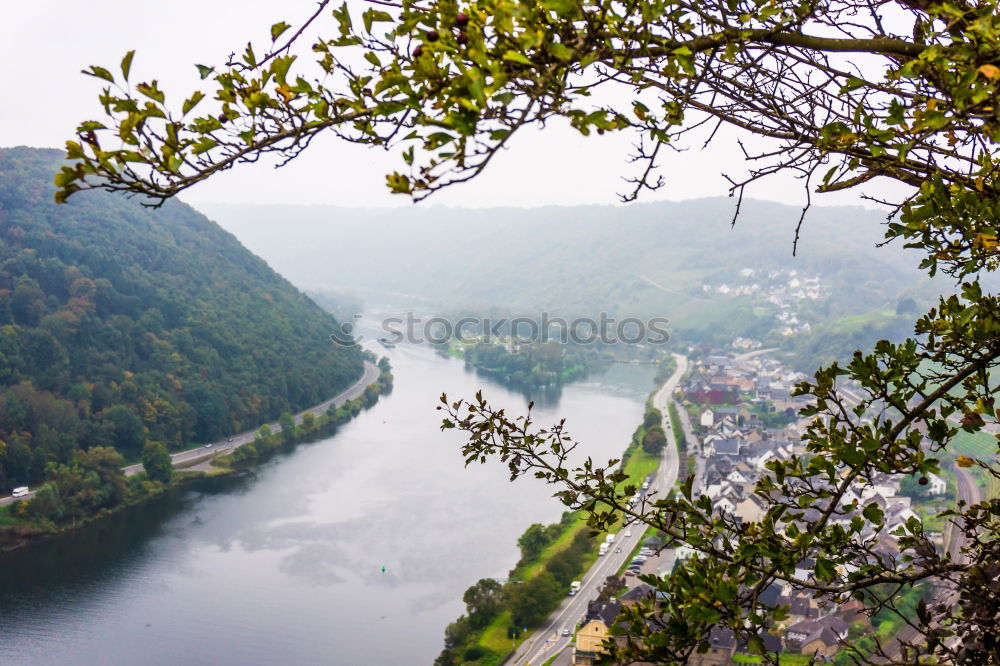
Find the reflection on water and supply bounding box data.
[0,344,656,666]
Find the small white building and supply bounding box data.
[926,472,947,496]
[715,496,736,516]
[700,409,714,428]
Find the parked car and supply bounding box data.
[624,570,636,577]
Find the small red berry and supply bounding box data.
[918,476,928,485]
[456,12,470,27]
[457,32,469,46]
[413,46,424,57]
[426,29,439,42]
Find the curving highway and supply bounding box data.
[0,361,380,506]
[509,354,689,666]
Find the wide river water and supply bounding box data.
[0,344,656,665]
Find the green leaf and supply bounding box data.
[271,21,291,41]
[362,9,392,33]
[548,42,573,61]
[82,66,114,83]
[120,51,135,80]
[195,64,214,80]
[541,0,578,17]
[191,137,218,155]
[270,55,295,83]
[182,91,205,115]
[814,558,836,581]
[135,81,165,104]
[503,50,533,66]
[862,503,884,524]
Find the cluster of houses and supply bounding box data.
[678,351,947,660]
[565,349,951,665]
[700,268,827,337]
[687,351,947,524]
[731,337,762,351]
[571,582,869,665]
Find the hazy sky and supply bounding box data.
[2,2,898,210]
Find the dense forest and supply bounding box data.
[0,147,363,493]
[461,340,600,387]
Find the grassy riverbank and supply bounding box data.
[435,361,678,666]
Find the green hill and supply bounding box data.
[0,147,363,493]
[203,199,960,369]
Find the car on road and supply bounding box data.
[625,530,632,537]
[204,443,212,448]
[614,547,621,554]
[624,570,637,577]
[561,627,571,637]
[12,486,29,498]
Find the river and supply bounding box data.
[0,344,657,665]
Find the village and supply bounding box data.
[701,268,829,337]
[567,348,953,666]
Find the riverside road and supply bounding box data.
[0,361,380,507]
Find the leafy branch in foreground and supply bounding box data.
[441,284,1000,665]
[54,0,1000,240]
[57,0,1000,662]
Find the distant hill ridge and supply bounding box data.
[203,198,956,368]
[203,198,938,313]
[0,147,362,492]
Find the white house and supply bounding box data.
[700,409,715,428]
[727,469,751,485]
[715,496,736,515]
[926,472,947,496]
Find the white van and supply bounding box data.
[12,486,29,498]
[569,581,581,596]
[598,543,609,556]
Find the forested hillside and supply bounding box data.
[0,147,363,493]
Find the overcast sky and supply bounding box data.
[3,2,898,210]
